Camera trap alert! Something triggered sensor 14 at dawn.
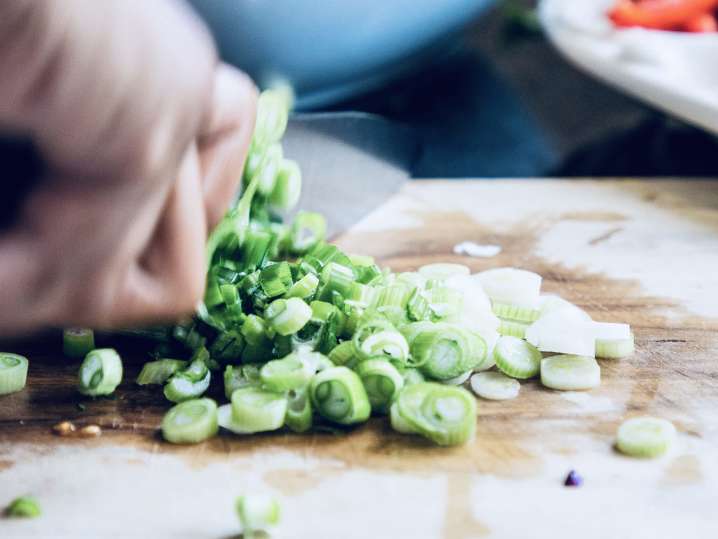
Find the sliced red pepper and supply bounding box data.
[609,0,718,30]
[683,11,718,31]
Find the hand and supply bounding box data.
[0,0,257,335]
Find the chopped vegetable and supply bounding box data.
[475,267,542,308]
[616,417,676,458]
[236,495,281,539]
[394,382,477,446]
[0,353,28,396]
[540,355,601,391]
[136,359,188,386]
[163,349,211,403]
[219,387,287,434]
[78,349,123,397]
[470,371,520,400]
[493,336,542,379]
[161,398,218,444]
[310,366,370,425]
[62,328,95,359]
[5,496,41,518]
[355,358,404,414]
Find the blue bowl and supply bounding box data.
[189,0,495,109]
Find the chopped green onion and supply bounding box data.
[400,367,426,386]
[426,285,463,319]
[236,494,281,539]
[395,382,477,446]
[442,370,472,386]
[349,254,374,267]
[287,211,326,254]
[310,366,370,425]
[268,158,301,210]
[254,87,290,147]
[497,318,530,338]
[470,372,520,400]
[209,330,245,362]
[411,324,485,380]
[596,334,635,359]
[525,309,596,357]
[390,401,415,434]
[418,263,470,280]
[284,273,319,300]
[255,143,283,196]
[285,387,313,433]
[615,417,676,458]
[491,301,540,322]
[164,351,211,403]
[260,262,293,298]
[78,349,123,397]
[356,358,404,414]
[224,364,261,400]
[136,359,188,386]
[317,262,355,302]
[406,288,431,321]
[352,316,409,363]
[5,496,41,518]
[493,336,542,379]
[327,340,356,367]
[0,353,29,396]
[260,354,314,392]
[241,315,271,347]
[476,267,542,308]
[161,398,218,444]
[265,298,312,336]
[219,388,287,434]
[63,328,95,359]
[540,354,600,391]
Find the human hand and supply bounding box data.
[0,0,257,334]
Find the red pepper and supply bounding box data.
[609,0,718,30]
[683,11,718,31]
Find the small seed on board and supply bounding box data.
[53,421,76,436]
[78,425,102,438]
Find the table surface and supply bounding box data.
[1,179,717,539]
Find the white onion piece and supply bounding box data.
[475,268,542,308]
[539,294,592,321]
[525,309,595,357]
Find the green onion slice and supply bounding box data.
[260,354,315,392]
[163,354,211,403]
[441,370,472,386]
[395,382,477,446]
[470,372,520,400]
[400,367,426,386]
[236,494,281,538]
[219,387,287,434]
[596,334,635,359]
[265,298,312,336]
[616,416,676,458]
[493,336,542,379]
[491,301,541,322]
[475,267,542,308]
[136,359,188,386]
[390,401,415,434]
[310,366,370,425]
[288,211,326,255]
[78,349,123,397]
[411,324,486,380]
[540,354,600,391]
[224,364,261,400]
[0,353,29,396]
[497,318,530,338]
[285,386,313,433]
[327,340,356,367]
[5,496,41,518]
[161,398,218,444]
[63,328,95,359]
[255,143,283,196]
[284,273,319,300]
[356,358,404,414]
[268,158,301,211]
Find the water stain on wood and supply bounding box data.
[661,455,702,486]
[442,474,490,539]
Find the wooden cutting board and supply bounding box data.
[2,180,717,539]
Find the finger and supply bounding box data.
[198,64,257,228]
[110,145,207,326]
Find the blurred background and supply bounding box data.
[191,0,718,179]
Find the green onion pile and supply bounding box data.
[4,89,656,455]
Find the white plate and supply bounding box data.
[540,0,718,136]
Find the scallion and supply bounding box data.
[0,353,29,396]
[78,349,123,397]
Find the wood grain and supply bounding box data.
[1,180,717,539]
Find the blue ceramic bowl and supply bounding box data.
[189,0,495,109]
